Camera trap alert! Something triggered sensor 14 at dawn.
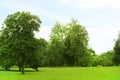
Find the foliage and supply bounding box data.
[91,55,99,66]
[0,11,118,73]
[45,22,65,66]
[0,11,41,74]
[114,33,120,65]
[36,38,48,67]
[86,48,96,66]
[98,50,115,66]
[46,19,91,67]
[64,19,89,66]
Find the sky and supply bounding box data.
[1,0,120,54]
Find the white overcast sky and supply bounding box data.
[1,0,120,54]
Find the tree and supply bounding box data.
[0,41,14,70]
[91,55,99,66]
[36,38,48,67]
[46,20,91,67]
[46,37,65,66]
[114,33,120,65]
[0,11,41,74]
[86,48,96,66]
[64,19,90,66]
[98,50,114,66]
[24,38,44,71]
[46,22,66,66]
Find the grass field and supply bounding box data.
[0,67,120,80]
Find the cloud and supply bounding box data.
[57,0,120,9]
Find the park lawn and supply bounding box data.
[0,67,120,80]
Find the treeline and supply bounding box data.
[0,11,120,74]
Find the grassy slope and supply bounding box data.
[0,67,120,80]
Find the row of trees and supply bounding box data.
[92,50,115,66]
[0,11,120,74]
[44,20,93,67]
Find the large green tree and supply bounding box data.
[0,11,41,74]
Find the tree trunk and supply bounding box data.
[19,65,21,71]
[21,54,26,74]
[21,60,25,74]
[21,63,24,74]
[35,67,39,71]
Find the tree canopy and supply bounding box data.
[0,11,41,74]
[64,20,90,66]
[45,19,91,67]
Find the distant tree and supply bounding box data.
[50,22,67,40]
[98,50,114,66]
[64,19,90,66]
[91,55,99,66]
[86,48,96,66]
[46,22,65,66]
[114,33,120,65]
[36,38,48,67]
[0,11,41,74]
[46,20,91,67]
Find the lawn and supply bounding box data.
[0,67,120,80]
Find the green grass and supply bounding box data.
[0,67,120,80]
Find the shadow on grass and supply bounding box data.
[0,69,4,71]
[0,69,40,72]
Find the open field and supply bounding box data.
[0,67,120,80]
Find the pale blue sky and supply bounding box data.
[1,0,120,54]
